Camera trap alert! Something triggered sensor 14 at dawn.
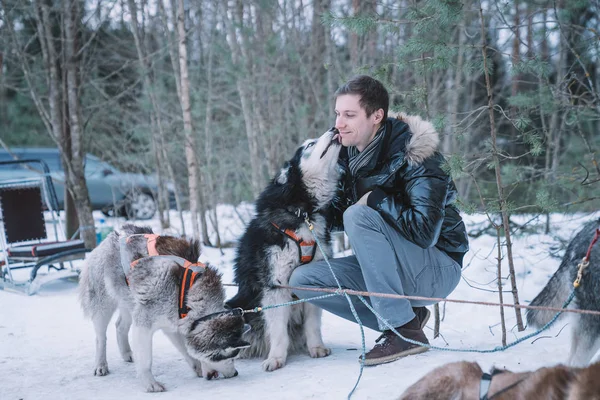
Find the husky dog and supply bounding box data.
[527,219,600,367]
[398,360,600,399]
[78,224,249,392]
[226,128,342,371]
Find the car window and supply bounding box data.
[18,150,61,171]
[0,150,60,172]
[85,156,117,176]
[0,152,21,170]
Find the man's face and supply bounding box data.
[334,94,383,152]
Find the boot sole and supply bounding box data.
[361,345,429,366]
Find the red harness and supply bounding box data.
[271,223,317,264]
[126,234,206,318]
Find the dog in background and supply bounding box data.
[79,224,249,392]
[226,128,342,371]
[398,360,600,399]
[527,219,600,367]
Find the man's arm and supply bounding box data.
[367,160,448,248]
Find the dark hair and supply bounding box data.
[335,75,389,120]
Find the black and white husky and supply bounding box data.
[527,219,600,366]
[78,224,249,392]
[226,128,342,371]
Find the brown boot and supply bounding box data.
[412,307,431,329]
[361,317,429,366]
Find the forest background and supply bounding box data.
[1,0,599,249]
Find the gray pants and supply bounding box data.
[289,205,461,332]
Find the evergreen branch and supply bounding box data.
[562,196,600,207]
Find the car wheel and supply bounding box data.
[125,192,157,220]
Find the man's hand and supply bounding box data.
[357,191,372,206]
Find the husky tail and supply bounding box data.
[527,219,600,328]
[527,257,572,328]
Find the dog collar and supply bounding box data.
[271,222,317,264]
[479,372,492,400]
[480,370,529,400]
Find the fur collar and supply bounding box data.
[393,112,440,166]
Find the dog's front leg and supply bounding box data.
[303,302,331,358]
[163,330,202,377]
[131,324,165,392]
[262,289,292,372]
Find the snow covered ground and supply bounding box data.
[1,207,599,400]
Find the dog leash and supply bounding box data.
[302,214,368,400]
[573,224,600,288]
[240,219,598,398]
[304,217,587,399]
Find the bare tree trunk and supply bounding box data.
[203,4,219,247]
[510,0,521,154]
[349,0,359,67]
[495,226,507,346]
[161,145,186,236]
[445,22,465,155]
[63,0,96,248]
[222,1,264,198]
[177,0,201,239]
[479,0,524,332]
[158,0,181,100]
[157,0,186,235]
[127,0,170,230]
[34,0,80,242]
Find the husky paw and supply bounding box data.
[192,362,203,377]
[121,351,134,363]
[145,380,166,392]
[309,346,331,358]
[205,370,219,380]
[262,357,286,372]
[93,364,109,376]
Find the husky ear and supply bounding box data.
[276,163,290,185]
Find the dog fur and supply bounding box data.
[78,224,249,392]
[398,360,600,400]
[226,128,342,372]
[527,219,600,367]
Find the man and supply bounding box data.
[289,75,469,366]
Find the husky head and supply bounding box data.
[182,267,250,380]
[264,128,342,214]
[184,311,250,380]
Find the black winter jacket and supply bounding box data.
[333,114,469,266]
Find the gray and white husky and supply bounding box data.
[226,128,342,371]
[78,224,249,392]
[527,219,600,367]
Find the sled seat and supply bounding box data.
[7,240,86,258]
[0,159,90,294]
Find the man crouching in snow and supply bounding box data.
[289,75,469,366]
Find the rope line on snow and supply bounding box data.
[230,215,597,399]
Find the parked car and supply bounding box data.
[0,148,176,220]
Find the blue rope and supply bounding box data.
[254,217,578,399]
[305,219,577,399]
[306,220,368,400]
[356,290,576,353]
[251,292,339,312]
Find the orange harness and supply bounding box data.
[271,223,316,264]
[126,234,206,318]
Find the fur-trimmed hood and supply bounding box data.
[393,112,440,166]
